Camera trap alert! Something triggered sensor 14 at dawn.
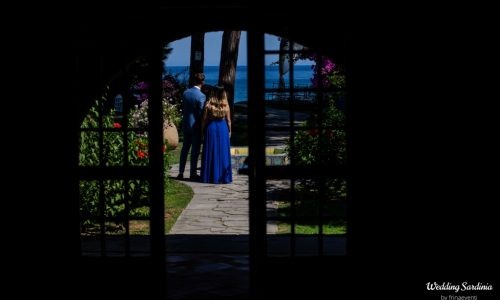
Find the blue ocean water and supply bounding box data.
[165,65,314,102]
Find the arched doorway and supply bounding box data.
[73,8,348,299]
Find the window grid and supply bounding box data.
[77,50,161,258]
[262,37,346,257]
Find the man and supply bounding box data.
[177,73,206,181]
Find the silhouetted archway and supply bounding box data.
[71,4,350,299]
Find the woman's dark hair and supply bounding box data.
[214,85,225,98]
[201,84,213,95]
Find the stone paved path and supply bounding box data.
[169,163,280,234]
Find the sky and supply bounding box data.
[164,31,313,67]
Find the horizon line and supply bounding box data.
[164,64,314,67]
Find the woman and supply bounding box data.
[200,86,232,184]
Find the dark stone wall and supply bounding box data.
[12,2,498,299]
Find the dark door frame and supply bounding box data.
[72,9,348,296]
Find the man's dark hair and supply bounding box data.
[192,73,205,85]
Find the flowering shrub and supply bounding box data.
[79,97,170,231]
[78,56,184,232]
[286,54,346,200]
[130,74,183,129]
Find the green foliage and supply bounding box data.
[79,98,170,231]
[286,69,347,201]
[327,71,346,89]
[79,55,186,233]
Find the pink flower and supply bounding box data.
[113,123,121,128]
[137,82,149,90]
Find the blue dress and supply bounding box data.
[201,118,233,184]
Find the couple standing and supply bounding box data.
[176,73,233,184]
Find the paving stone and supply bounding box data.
[169,156,278,235]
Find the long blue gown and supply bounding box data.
[201,119,232,184]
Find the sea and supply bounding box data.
[165,65,314,103]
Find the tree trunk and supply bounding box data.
[218,30,241,120]
[278,37,288,90]
[189,32,205,87]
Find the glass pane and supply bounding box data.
[266,179,290,234]
[323,235,347,256]
[265,90,290,103]
[102,230,126,257]
[322,178,347,236]
[277,179,347,236]
[79,95,120,130]
[128,131,149,166]
[130,226,151,256]
[80,100,100,129]
[267,176,292,257]
[264,34,281,50]
[79,132,100,166]
[129,220,150,235]
[265,146,288,167]
[265,104,315,120]
[267,235,291,257]
[80,232,101,256]
[128,100,149,130]
[264,54,281,90]
[265,129,290,151]
[79,179,152,256]
[129,80,150,129]
[79,180,100,234]
[233,102,248,147]
[103,132,124,166]
[103,180,126,220]
[264,56,314,93]
[128,179,151,219]
[289,179,320,235]
[287,126,347,168]
[295,236,319,256]
[322,219,346,235]
[294,223,319,235]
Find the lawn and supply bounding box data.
[124,141,193,234]
[83,176,194,235]
[164,179,193,232]
[125,179,193,235]
[167,142,184,165]
[276,193,346,235]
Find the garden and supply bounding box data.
[77,53,347,237]
[277,54,347,235]
[78,61,193,235]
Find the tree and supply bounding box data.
[162,42,173,63]
[278,37,288,90]
[277,37,308,90]
[218,30,241,120]
[189,32,205,87]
